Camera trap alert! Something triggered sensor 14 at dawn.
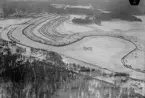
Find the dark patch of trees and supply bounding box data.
[1,1,66,18]
[2,0,142,23]
[79,66,91,72]
[113,72,129,77]
[72,17,93,24]
[0,1,94,18]
[0,43,79,98]
[95,12,142,22]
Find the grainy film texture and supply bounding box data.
[0,0,145,98]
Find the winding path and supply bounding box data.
[1,14,145,82]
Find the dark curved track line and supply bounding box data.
[23,15,145,74]
[6,14,145,82]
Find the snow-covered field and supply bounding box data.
[63,36,134,69]
[0,18,31,29]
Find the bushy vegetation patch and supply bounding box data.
[72,17,93,24]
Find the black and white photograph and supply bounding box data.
[0,0,145,98]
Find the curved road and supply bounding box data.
[1,14,145,82]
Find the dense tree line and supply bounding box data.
[95,12,142,22]
[0,44,79,98]
[0,0,143,23]
[1,1,66,18]
[0,1,94,18]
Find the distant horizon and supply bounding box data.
[0,0,145,15]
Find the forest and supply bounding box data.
[0,39,100,98]
[0,39,78,98]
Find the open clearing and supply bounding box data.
[62,36,135,70]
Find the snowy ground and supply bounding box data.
[0,18,31,29]
[1,14,145,83]
[63,36,134,70]
[124,50,145,71]
[6,14,144,81]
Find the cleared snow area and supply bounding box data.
[63,36,129,67]
[88,24,113,32]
